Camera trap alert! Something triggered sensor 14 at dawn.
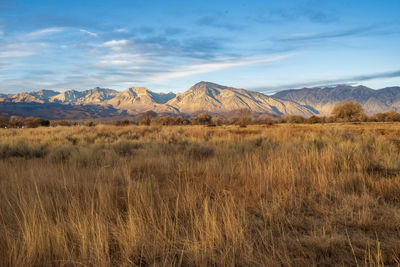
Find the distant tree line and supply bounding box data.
[1,101,400,129]
[0,116,50,128]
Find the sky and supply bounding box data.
[0,0,399,94]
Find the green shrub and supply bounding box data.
[185,143,214,160]
[0,140,47,159]
[48,145,77,163]
[111,140,142,156]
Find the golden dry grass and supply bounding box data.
[1,123,400,266]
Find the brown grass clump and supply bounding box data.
[1,123,400,266]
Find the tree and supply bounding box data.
[9,116,24,128]
[115,120,130,126]
[0,116,9,128]
[237,108,252,127]
[306,115,322,124]
[211,117,224,126]
[151,116,190,126]
[253,115,274,126]
[56,120,73,126]
[286,115,305,123]
[370,110,400,122]
[331,101,365,122]
[139,111,157,125]
[190,113,212,125]
[85,121,96,127]
[24,117,42,128]
[41,119,50,127]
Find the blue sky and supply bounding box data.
[0,0,399,94]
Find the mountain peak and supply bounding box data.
[166,82,315,116]
[124,87,150,95]
[191,81,227,90]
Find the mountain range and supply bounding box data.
[1,82,400,120]
[274,85,400,115]
[0,82,315,120]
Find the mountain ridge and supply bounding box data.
[0,82,316,118]
[273,85,400,115]
[4,82,400,120]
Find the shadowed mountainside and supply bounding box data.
[273,85,400,115]
[0,102,124,120]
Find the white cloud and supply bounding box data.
[80,29,98,37]
[97,52,149,68]
[103,39,129,47]
[114,28,128,33]
[26,27,64,38]
[98,60,132,66]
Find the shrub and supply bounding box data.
[111,140,142,156]
[370,110,400,122]
[85,121,96,127]
[190,113,212,125]
[326,116,336,123]
[68,145,115,167]
[115,120,131,126]
[0,140,47,159]
[55,120,74,126]
[228,117,241,125]
[24,117,44,128]
[9,116,24,128]
[211,117,224,126]
[286,115,305,123]
[331,101,365,122]
[0,116,9,128]
[138,111,157,125]
[151,116,190,126]
[253,115,274,125]
[306,115,322,124]
[237,108,252,127]
[185,143,214,160]
[48,145,77,163]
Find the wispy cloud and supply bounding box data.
[0,50,34,58]
[149,54,294,83]
[80,29,97,37]
[114,28,128,33]
[98,60,131,66]
[26,27,64,38]
[0,42,45,58]
[256,69,400,93]
[280,25,377,42]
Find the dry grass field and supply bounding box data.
[1,123,400,266]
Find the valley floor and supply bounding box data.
[1,123,400,266]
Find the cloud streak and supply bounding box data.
[149,54,294,83]
[80,29,97,37]
[279,25,378,42]
[256,70,400,93]
[26,27,64,38]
